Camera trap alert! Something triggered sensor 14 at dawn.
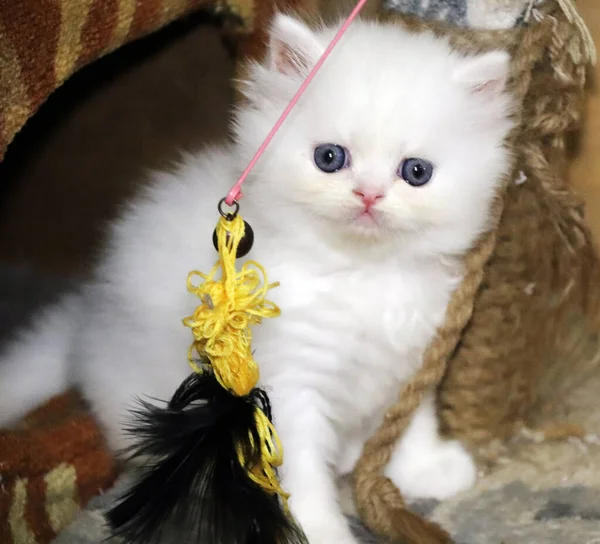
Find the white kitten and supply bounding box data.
[0,14,513,544]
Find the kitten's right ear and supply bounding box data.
[268,14,324,77]
[453,50,510,98]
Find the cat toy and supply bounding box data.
[107,1,370,542]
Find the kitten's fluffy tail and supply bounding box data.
[0,292,81,427]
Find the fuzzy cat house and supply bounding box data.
[0,0,598,543]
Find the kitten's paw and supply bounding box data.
[387,440,477,501]
[293,500,359,544]
[304,525,360,544]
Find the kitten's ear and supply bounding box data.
[268,14,324,77]
[453,51,510,97]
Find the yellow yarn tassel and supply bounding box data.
[182,214,289,505]
[238,410,288,499]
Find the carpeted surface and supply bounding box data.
[53,431,600,544]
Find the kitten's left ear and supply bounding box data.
[268,14,325,77]
[453,51,510,97]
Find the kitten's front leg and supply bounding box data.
[273,387,359,544]
[384,391,477,500]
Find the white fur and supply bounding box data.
[385,392,477,500]
[0,15,513,543]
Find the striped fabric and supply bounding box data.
[0,393,117,544]
[0,0,256,163]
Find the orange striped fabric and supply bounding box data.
[0,0,259,163]
[0,393,118,544]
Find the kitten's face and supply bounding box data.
[234,16,514,256]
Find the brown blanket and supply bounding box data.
[0,393,117,544]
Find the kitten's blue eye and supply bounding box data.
[314,144,349,173]
[399,158,434,187]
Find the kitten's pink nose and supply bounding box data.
[353,188,385,208]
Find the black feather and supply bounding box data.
[107,370,307,544]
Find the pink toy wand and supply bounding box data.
[107,2,370,544]
[224,0,370,207]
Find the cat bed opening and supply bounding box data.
[0,13,234,278]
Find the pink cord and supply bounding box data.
[224,0,370,206]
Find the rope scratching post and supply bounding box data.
[353,225,501,543]
[348,1,599,542]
